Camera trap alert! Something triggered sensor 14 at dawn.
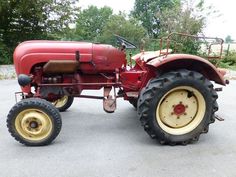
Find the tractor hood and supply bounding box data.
[13,40,93,74]
[13,40,126,75]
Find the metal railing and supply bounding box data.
[144,32,224,60]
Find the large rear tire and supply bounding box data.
[137,70,218,145]
[7,98,62,146]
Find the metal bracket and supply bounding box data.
[15,92,25,103]
[215,114,225,121]
[103,87,116,113]
[214,87,223,92]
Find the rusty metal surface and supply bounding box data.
[159,32,224,60]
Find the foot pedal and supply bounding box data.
[103,87,116,113]
[103,96,116,113]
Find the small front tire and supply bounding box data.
[7,98,62,146]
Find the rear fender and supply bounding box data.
[146,54,226,85]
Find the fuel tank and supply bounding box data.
[13,40,126,75]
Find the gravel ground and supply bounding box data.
[0,80,236,177]
[0,65,16,79]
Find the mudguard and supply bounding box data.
[146,54,226,85]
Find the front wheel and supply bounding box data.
[7,98,62,146]
[138,70,218,145]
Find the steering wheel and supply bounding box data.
[115,35,137,50]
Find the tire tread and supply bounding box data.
[137,70,218,145]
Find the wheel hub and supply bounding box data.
[30,121,39,129]
[15,109,52,140]
[173,103,186,115]
[156,86,206,136]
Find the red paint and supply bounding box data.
[145,54,225,85]
[173,104,186,115]
[13,41,125,75]
[13,39,226,103]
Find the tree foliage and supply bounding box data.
[75,6,113,41]
[131,0,180,38]
[98,13,147,47]
[132,0,209,39]
[0,0,228,66]
[73,7,147,47]
[135,0,210,54]
[158,1,205,36]
[0,0,78,64]
[225,35,233,43]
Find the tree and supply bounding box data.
[98,13,147,47]
[131,0,180,38]
[168,0,213,54]
[140,0,213,54]
[225,35,233,43]
[74,7,147,47]
[0,0,79,63]
[75,6,113,41]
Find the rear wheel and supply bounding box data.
[138,70,218,145]
[7,98,62,146]
[52,96,74,112]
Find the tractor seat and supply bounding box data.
[131,49,172,62]
[141,49,173,62]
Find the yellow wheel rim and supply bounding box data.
[53,96,68,108]
[15,109,52,141]
[156,86,206,135]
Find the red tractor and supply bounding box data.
[7,33,227,146]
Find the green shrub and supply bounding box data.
[222,50,236,66]
[210,50,236,70]
[0,43,13,64]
